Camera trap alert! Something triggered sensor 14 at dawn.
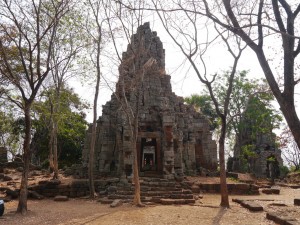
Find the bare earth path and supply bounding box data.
[1,187,299,225]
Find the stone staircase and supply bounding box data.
[99,177,196,205]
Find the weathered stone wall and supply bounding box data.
[82,22,217,179]
[29,178,121,198]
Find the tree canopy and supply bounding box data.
[31,87,88,168]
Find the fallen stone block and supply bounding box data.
[235,199,263,212]
[6,188,19,199]
[3,175,12,181]
[294,199,300,206]
[110,199,123,208]
[268,203,287,207]
[98,198,114,204]
[54,195,68,201]
[232,198,243,204]
[28,191,44,200]
[241,201,263,211]
[266,212,298,225]
[261,188,280,194]
[290,185,300,189]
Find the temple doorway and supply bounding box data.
[140,138,157,172]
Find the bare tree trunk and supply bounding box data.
[132,105,142,206]
[52,89,61,180]
[48,109,55,173]
[17,102,32,214]
[219,118,229,207]
[88,121,97,198]
[279,102,300,150]
[88,25,102,198]
[53,121,59,179]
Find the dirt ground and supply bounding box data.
[0,187,299,225]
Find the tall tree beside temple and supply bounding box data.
[152,1,246,207]
[162,0,300,157]
[0,0,74,214]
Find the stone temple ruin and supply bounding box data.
[228,98,283,178]
[229,131,283,178]
[83,22,217,179]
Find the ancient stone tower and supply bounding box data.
[83,22,217,179]
[228,97,283,178]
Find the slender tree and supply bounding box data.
[0,0,73,214]
[151,1,246,207]
[47,4,84,180]
[84,0,107,199]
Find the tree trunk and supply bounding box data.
[88,122,97,198]
[17,102,32,214]
[48,116,55,173]
[53,121,59,179]
[88,33,101,198]
[219,119,229,208]
[132,116,142,206]
[279,101,300,150]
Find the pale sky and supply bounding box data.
[74,18,299,124]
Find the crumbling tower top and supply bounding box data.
[121,22,165,72]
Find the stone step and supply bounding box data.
[140,186,183,192]
[139,181,178,187]
[116,184,183,192]
[116,189,191,196]
[108,192,194,200]
[140,177,170,182]
[104,177,195,205]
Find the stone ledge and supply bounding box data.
[266,212,298,225]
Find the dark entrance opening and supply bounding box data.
[140,138,157,172]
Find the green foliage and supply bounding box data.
[266,156,276,162]
[242,144,258,159]
[279,166,289,178]
[0,102,22,156]
[31,87,88,167]
[240,96,282,141]
[289,166,300,172]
